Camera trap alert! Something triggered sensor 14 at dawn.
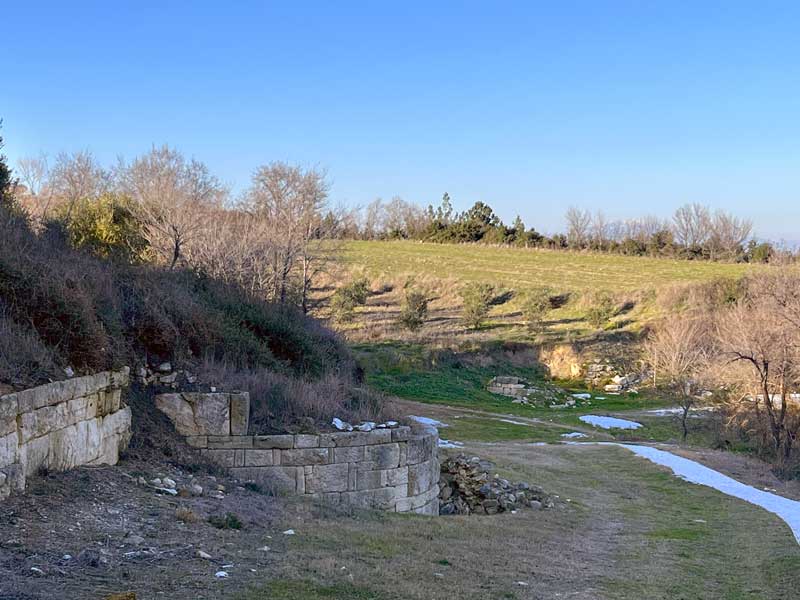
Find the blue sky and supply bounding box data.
[3,1,800,240]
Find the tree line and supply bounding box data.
[339,194,776,263]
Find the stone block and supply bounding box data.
[207,435,253,449]
[234,449,246,467]
[342,487,398,510]
[385,466,409,487]
[0,431,18,468]
[391,426,412,442]
[0,398,17,437]
[324,431,368,447]
[333,446,365,463]
[408,458,439,496]
[294,434,319,448]
[244,449,275,467]
[229,466,300,494]
[253,435,294,449]
[396,484,440,512]
[229,392,250,436]
[155,392,230,437]
[363,443,400,470]
[201,449,236,468]
[280,447,329,466]
[357,468,383,491]
[406,433,436,465]
[306,462,349,493]
[365,429,392,445]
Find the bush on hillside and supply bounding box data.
[398,288,428,331]
[459,282,494,329]
[330,277,370,323]
[585,291,617,328]
[520,287,552,332]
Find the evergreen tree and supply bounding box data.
[0,121,16,206]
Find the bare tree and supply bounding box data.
[565,207,592,249]
[49,150,108,217]
[714,273,800,470]
[243,162,330,307]
[117,146,226,269]
[708,210,752,261]
[672,203,711,250]
[646,314,712,440]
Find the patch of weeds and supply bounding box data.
[244,481,266,494]
[208,512,243,530]
[647,527,706,541]
[436,558,451,566]
[175,506,200,524]
[237,579,385,599]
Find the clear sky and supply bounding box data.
[3,1,800,240]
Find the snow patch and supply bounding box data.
[572,393,592,400]
[438,439,464,449]
[579,415,642,430]
[408,415,447,428]
[496,418,531,426]
[601,443,800,544]
[561,432,587,439]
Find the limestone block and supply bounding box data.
[229,392,250,436]
[408,458,439,496]
[0,398,17,437]
[385,466,409,487]
[294,434,319,448]
[155,393,230,437]
[342,487,397,510]
[396,483,440,512]
[48,418,103,472]
[322,431,367,447]
[406,435,431,465]
[20,434,49,477]
[253,435,294,449]
[280,447,329,466]
[363,443,400,470]
[306,462,349,493]
[244,449,275,467]
[414,499,440,516]
[365,429,392,445]
[391,426,412,442]
[333,446,365,463]
[229,466,299,494]
[0,431,18,468]
[234,449,246,467]
[201,449,236,468]
[207,435,253,449]
[356,468,383,491]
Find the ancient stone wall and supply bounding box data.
[156,391,440,515]
[0,368,132,500]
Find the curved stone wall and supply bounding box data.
[156,391,439,515]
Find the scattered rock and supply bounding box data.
[30,566,45,576]
[157,362,172,373]
[64,367,75,378]
[214,571,228,579]
[162,477,177,490]
[196,550,212,560]
[438,455,557,516]
[282,529,295,535]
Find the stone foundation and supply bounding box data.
[0,368,132,500]
[156,391,440,515]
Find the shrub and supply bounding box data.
[398,288,428,331]
[520,287,552,332]
[208,512,243,530]
[0,312,60,388]
[585,291,616,328]
[330,277,370,323]
[459,282,494,329]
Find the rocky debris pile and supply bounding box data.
[438,455,555,515]
[584,361,645,393]
[331,417,399,432]
[486,376,566,406]
[135,362,204,391]
[136,471,227,500]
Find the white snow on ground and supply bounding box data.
[646,407,714,416]
[438,439,464,448]
[496,418,531,426]
[579,415,642,430]
[561,432,587,439]
[408,415,465,448]
[408,415,447,428]
[572,393,592,400]
[599,443,800,544]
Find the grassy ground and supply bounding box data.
[235,443,800,600]
[343,241,756,294]
[328,241,758,347]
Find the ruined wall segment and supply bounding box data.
[0,368,132,500]
[156,391,439,515]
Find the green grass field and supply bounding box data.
[343,240,756,294]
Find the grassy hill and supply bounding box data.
[343,240,757,293]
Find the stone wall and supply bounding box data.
[156,391,440,515]
[0,368,132,500]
